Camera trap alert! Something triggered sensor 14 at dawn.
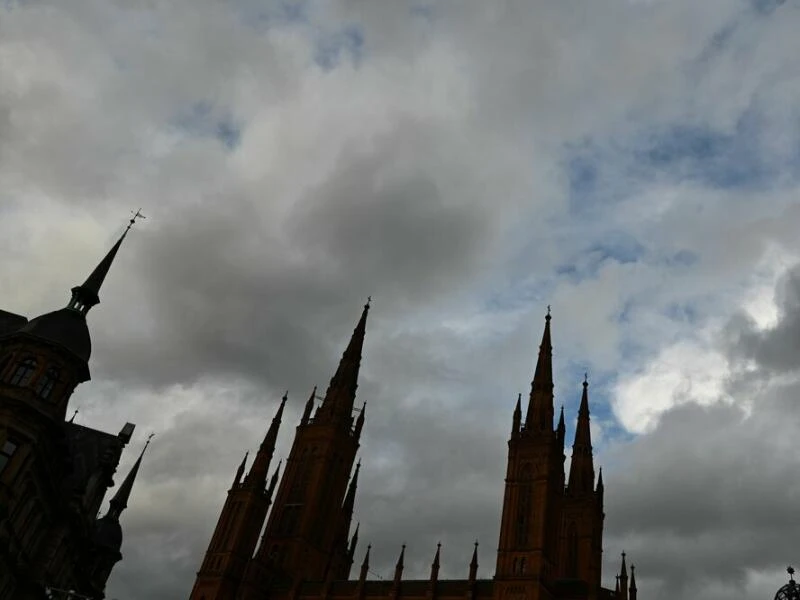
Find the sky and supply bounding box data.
[1,0,800,598]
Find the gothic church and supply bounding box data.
[190,303,639,600]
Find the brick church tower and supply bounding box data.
[189,308,639,600]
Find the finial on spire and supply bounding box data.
[69,408,79,423]
[547,304,551,318]
[789,566,796,581]
[584,372,588,386]
[127,208,146,232]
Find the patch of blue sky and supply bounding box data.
[235,0,310,32]
[171,101,242,150]
[314,25,364,70]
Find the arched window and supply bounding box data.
[35,366,60,400]
[10,357,37,387]
[567,522,578,578]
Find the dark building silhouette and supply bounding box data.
[190,307,639,600]
[0,223,148,599]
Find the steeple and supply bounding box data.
[557,404,565,444]
[348,523,360,566]
[68,211,143,316]
[629,564,637,600]
[107,434,151,520]
[244,392,287,488]
[469,541,478,583]
[430,543,441,582]
[524,309,554,432]
[567,376,595,495]
[317,299,370,426]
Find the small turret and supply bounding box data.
[629,564,637,600]
[512,393,522,436]
[469,541,478,583]
[267,460,281,498]
[359,544,371,583]
[301,386,316,425]
[430,542,441,582]
[354,402,366,439]
[233,452,248,486]
[393,544,405,587]
[244,392,287,488]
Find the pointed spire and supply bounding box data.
[348,523,360,561]
[619,552,629,600]
[557,404,565,439]
[393,544,405,585]
[67,211,143,316]
[107,433,152,520]
[359,545,371,582]
[630,564,637,600]
[354,402,366,439]
[512,393,522,436]
[567,377,595,496]
[234,452,249,486]
[318,300,371,426]
[525,309,554,432]
[267,460,281,499]
[342,459,361,518]
[429,542,441,582]
[469,540,479,582]
[615,575,620,596]
[245,393,287,487]
[301,386,316,425]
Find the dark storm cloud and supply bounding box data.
[724,264,800,374]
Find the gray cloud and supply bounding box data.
[3,1,800,600]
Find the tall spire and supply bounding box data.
[245,393,287,488]
[629,564,637,600]
[107,433,152,520]
[567,376,595,495]
[619,552,629,600]
[317,299,371,426]
[524,309,554,431]
[68,210,143,316]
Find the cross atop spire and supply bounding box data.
[68,212,142,316]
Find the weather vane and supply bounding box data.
[126,208,146,232]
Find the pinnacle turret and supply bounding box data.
[512,393,522,436]
[524,310,554,432]
[359,545,371,582]
[245,393,286,488]
[107,434,151,521]
[567,376,595,496]
[234,452,248,486]
[469,541,479,582]
[430,543,441,581]
[393,544,405,586]
[301,386,316,425]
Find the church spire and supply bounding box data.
[430,543,441,582]
[393,544,405,586]
[245,392,287,488]
[107,433,151,520]
[233,452,248,486]
[68,210,143,316]
[317,299,371,426]
[359,545,371,583]
[525,309,554,432]
[342,460,361,519]
[567,376,595,495]
[629,564,637,600]
[301,386,316,425]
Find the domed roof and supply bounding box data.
[19,308,92,362]
[94,513,122,551]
